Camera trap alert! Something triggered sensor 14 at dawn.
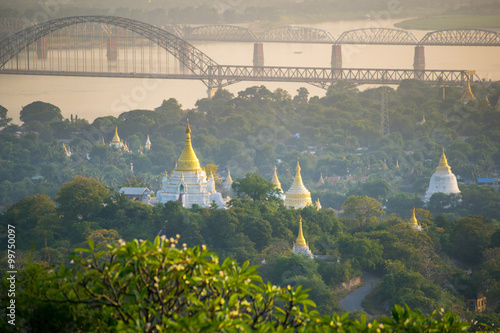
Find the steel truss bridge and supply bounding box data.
[3,17,500,46]
[0,16,478,90]
[160,25,500,46]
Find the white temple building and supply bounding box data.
[292,216,313,258]
[424,148,461,202]
[284,161,313,209]
[156,121,226,208]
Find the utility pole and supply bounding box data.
[381,88,390,137]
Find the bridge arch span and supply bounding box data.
[0,15,219,75]
[185,25,257,42]
[263,26,336,43]
[337,28,418,45]
[419,29,500,46]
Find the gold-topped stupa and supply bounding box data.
[109,126,126,149]
[409,207,421,231]
[271,166,282,190]
[425,148,460,202]
[293,216,313,257]
[284,160,313,209]
[112,126,120,143]
[175,120,202,172]
[315,198,322,210]
[156,120,226,208]
[222,168,233,191]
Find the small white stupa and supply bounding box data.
[145,134,151,150]
[292,216,313,258]
[424,148,460,202]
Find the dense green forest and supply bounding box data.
[0,237,473,332]
[1,80,500,329]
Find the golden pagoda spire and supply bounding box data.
[294,160,303,184]
[176,120,202,172]
[438,148,449,167]
[226,168,233,183]
[383,159,388,170]
[295,216,307,247]
[409,207,419,229]
[396,160,400,169]
[112,126,120,143]
[271,166,282,190]
[422,114,426,123]
[318,172,325,185]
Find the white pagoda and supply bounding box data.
[156,121,225,208]
[424,148,460,202]
[284,161,313,209]
[292,216,313,258]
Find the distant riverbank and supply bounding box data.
[395,15,500,30]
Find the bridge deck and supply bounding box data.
[0,66,471,88]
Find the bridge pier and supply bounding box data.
[330,44,342,69]
[253,42,264,67]
[413,45,425,72]
[207,87,218,98]
[107,38,117,61]
[36,36,48,59]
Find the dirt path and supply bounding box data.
[339,272,379,317]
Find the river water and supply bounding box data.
[1,19,499,123]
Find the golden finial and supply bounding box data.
[295,216,307,247]
[176,120,202,172]
[409,207,419,228]
[295,160,302,183]
[226,168,233,183]
[112,125,120,143]
[396,160,400,169]
[438,147,449,168]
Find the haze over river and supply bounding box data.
[1,19,499,123]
